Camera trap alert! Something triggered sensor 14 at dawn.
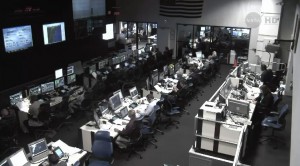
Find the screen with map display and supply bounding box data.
[2,25,33,53]
[42,22,66,45]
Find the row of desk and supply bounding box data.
[189,65,262,166]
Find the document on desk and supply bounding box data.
[52,140,80,155]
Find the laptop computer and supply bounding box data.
[28,138,50,162]
[8,148,30,166]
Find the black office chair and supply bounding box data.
[160,96,181,129]
[260,104,289,149]
[52,96,73,131]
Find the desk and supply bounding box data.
[29,140,87,166]
[189,66,259,166]
[80,96,158,152]
[154,78,178,94]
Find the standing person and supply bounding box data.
[260,64,273,84]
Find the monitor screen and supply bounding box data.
[29,86,41,96]
[0,159,9,166]
[119,106,128,118]
[55,68,63,79]
[109,93,122,111]
[53,147,64,159]
[67,66,74,75]
[41,82,55,93]
[67,74,76,84]
[102,23,114,40]
[99,101,108,114]
[9,92,23,105]
[113,89,123,100]
[68,61,83,75]
[228,98,249,117]
[129,86,138,99]
[42,22,66,45]
[27,138,48,158]
[163,65,168,75]
[93,110,100,128]
[2,25,33,53]
[89,64,96,74]
[98,61,105,69]
[8,148,28,166]
[219,78,232,100]
[55,77,65,88]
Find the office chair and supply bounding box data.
[160,96,181,129]
[88,138,113,166]
[52,96,73,131]
[94,131,112,142]
[260,104,289,149]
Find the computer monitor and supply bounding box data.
[129,86,138,100]
[9,92,23,105]
[67,74,76,84]
[54,77,65,88]
[163,65,168,75]
[113,89,124,101]
[158,72,165,81]
[93,110,101,129]
[174,63,180,72]
[68,61,83,75]
[41,82,54,94]
[29,85,42,96]
[7,148,29,166]
[67,66,74,75]
[98,60,105,70]
[109,93,123,111]
[227,98,249,118]
[99,101,109,115]
[219,93,226,104]
[0,159,9,166]
[219,78,232,100]
[27,138,49,162]
[55,68,63,79]
[89,64,96,74]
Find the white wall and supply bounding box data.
[290,3,300,165]
[116,0,261,61]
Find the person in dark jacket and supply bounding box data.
[115,110,140,149]
[260,64,273,84]
[253,85,274,115]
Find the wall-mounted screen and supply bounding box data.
[72,0,106,19]
[42,22,66,45]
[102,23,114,40]
[2,25,33,53]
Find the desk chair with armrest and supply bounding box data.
[88,131,113,166]
[260,104,289,149]
[160,96,181,129]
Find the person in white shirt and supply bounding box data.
[28,95,44,119]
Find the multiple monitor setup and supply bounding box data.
[2,22,66,53]
[109,92,123,111]
[8,63,79,106]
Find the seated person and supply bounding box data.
[115,110,141,149]
[260,64,273,84]
[0,107,17,136]
[138,94,159,116]
[252,85,274,122]
[48,154,67,166]
[28,95,46,127]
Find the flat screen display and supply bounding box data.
[2,25,33,53]
[102,23,114,40]
[55,77,65,88]
[29,86,42,96]
[41,82,55,93]
[42,22,66,45]
[67,74,76,84]
[55,68,63,79]
[67,66,74,75]
[8,148,28,166]
[9,92,23,105]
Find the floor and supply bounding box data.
[0,64,291,166]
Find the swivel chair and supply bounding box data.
[88,131,113,166]
[160,96,181,129]
[260,104,289,149]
